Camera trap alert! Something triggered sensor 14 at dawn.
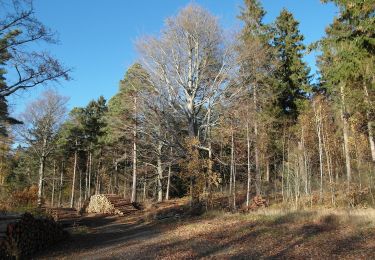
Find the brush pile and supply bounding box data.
[248,196,268,211]
[86,194,139,216]
[0,213,68,259]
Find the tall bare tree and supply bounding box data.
[137,4,236,202]
[0,0,69,137]
[137,4,234,140]
[0,0,69,98]
[18,90,68,206]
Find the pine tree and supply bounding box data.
[106,63,149,202]
[84,97,108,196]
[58,107,85,207]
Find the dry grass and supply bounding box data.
[38,200,375,259]
[245,207,375,228]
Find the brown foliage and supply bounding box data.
[10,185,39,208]
[347,185,372,207]
[242,195,269,211]
[182,137,208,201]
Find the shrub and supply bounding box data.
[10,185,39,208]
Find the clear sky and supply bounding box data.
[8,0,338,116]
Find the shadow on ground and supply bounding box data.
[37,210,375,259]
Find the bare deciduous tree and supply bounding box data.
[18,90,68,206]
[0,0,69,98]
[136,4,237,203]
[137,4,235,141]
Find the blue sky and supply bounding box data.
[8,0,338,116]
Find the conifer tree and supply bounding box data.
[107,63,149,202]
[58,108,86,207]
[321,0,374,162]
[319,0,375,186]
[84,97,107,195]
[273,9,311,121]
[238,0,278,197]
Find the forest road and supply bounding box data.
[36,214,165,260]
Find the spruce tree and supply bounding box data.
[238,0,279,196]
[319,0,375,163]
[319,0,375,184]
[238,0,267,39]
[273,9,311,121]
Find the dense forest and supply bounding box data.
[0,0,374,214]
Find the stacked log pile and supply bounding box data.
[46,208,81,226]
[0,213,68,259]
[86,194,139,216]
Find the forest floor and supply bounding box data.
[37,200,375,259]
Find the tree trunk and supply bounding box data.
[166,162,171,201]
[229,159,233,195]
[206,103,213,207]
[166,145,172,201]
[233,162,236,209]
[157,141,163,202]
[88,150,92,197]
[95,165,100,195]
[123,151,127,199]
[301,128,309,195]
[282,127,286,201]
[79,169,82,208]
[322,120,335,206]
[340,84,351,188]
[254,124,260,195]
[207,139,213,207]
[230,126,235,208]
[266,159,270,183]
[85,154,89,200]
[37,138,47,207]
[58,161,64,207]
[254,85,260,195]
[246,119,251,207]
[70,141,78,208]
[131,95,137,203]
[37,157,45,207]
[286,137,291,200]
[51,160,56,207]
[314,101,324,201]
[114,158,119,194]
[363,79,375,162]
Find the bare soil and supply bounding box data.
[36,202,375,259]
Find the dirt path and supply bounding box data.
[37,210,375,259]
[36,213,164,260]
